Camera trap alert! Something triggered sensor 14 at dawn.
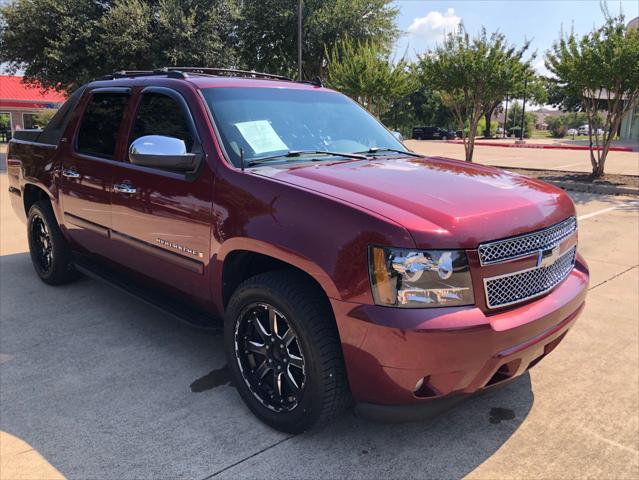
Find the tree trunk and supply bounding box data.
[465,115,481,162]
[592,120,621,178]
[483,110,492,138]
[465,137,475,161]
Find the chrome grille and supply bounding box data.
[478,217,577,265]
[484,246,577,309]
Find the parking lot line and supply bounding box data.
[577,202,639,221]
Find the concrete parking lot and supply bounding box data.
[1,169,638,479]
[405,140,639,176]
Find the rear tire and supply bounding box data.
[27,200,77,285]
[224,271,350,433]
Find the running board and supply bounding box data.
[74,256,222,333]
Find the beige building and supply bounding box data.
[619,17,638,141]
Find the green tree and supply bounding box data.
[0,0,240,92]
[382,88,454,137]
[483,73,547,138]
[326,38,414,118]
[545,10,639,177]
[238,0,398,79]
[418,26,532,161]
[34,109,57,128]
[506,101,535,137]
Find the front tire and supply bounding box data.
[27,200,77,285]
[225,271,350,433]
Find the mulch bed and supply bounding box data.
[502,167,639,190]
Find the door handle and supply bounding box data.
[113,183,137,194]
[62,168,80,179]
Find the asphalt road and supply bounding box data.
[1,173,638,479]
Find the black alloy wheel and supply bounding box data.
[234,303,306,412]
[225,271,351,433]
[27,200,77,285]
[30,213,53,273]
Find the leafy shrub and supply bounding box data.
[34,109,57,128]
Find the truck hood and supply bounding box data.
[253,156,576,249]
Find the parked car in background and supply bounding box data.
[578,125,590,136]
[567,128,578,136]
[7,67,589,433]
[412,126,456,140]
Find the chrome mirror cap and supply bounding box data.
[129,135,199,171]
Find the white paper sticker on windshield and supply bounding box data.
[235,120,288,154]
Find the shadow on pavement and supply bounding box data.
[0,252,533,479]
[568,190,639,208]
[215,376,534,479]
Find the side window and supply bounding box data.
[76,92,129,159]
[131,92,194,152]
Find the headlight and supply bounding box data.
[369,246,474,308]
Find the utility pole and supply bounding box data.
[520,76,528,141]
[298,0,303,81]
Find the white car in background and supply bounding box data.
[567,128,578,136]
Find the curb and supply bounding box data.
[444,140,635,152]
[494,166,639,196]
[548,181,638,196]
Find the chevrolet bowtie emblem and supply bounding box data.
[537,245,561,268]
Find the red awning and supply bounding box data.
[0,76,66,104]
[0,100,62,109]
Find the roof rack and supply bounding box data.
[101,68,188,80]
[166,67,293,82]
[301,76,323,88]
[101,67,294,82]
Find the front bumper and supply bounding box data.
[330,255,589,415]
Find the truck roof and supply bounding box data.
[91,68,330,92]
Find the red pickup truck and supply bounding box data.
[6,68,589,433]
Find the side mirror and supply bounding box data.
[129,135,200,171]
[392,131,404,142]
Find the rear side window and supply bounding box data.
[130,92,194,151]
[76,92,129,159]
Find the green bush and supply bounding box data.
[34,109,57,128]
[552,125,567,138]
[546,116,567,138]
[477,118,500,137]
[508,126,530,139]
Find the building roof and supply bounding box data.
[0,76,66,107]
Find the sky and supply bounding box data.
[3,1,638,79]
[392,0,639,75]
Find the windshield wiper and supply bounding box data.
[356,147,422,158]
[247,150,367,167]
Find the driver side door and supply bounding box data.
[109,87,215,306]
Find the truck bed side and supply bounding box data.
[5,86,86,225]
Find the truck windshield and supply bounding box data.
[201,87,407,167]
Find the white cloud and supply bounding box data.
[532,57,551,77]
[407,8,461,46]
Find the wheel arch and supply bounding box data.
[23,183,52,216]
[215,239,340,312]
